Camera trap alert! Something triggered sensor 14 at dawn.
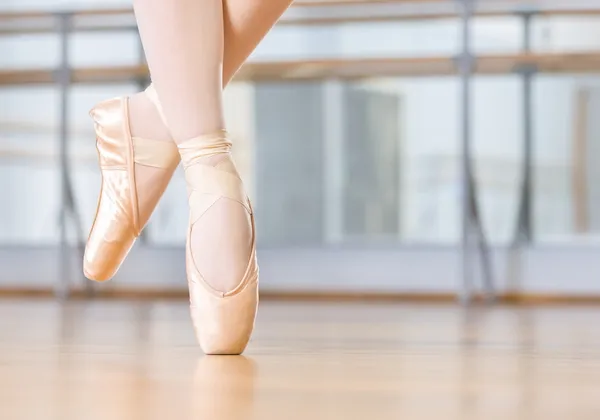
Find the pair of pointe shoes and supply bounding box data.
[83,87,258,355]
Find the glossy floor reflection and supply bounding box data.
[1,299,600,419]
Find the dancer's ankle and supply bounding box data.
[128,91,173,143]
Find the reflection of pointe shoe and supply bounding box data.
[83,88,179,281]
[193,356,257,419]
[179,132,259,355]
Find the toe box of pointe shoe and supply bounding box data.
[83,234,135,282]
[189,280,259,355]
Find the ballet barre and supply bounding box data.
[2,53,600,86]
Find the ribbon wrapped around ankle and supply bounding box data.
[178,130,251,219]
[177,130,233,168]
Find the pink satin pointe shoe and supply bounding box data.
[178,131,259,355]
[84,88,180,281]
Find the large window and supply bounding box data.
[3,10,600,248]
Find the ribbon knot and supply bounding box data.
[177,130,232,168]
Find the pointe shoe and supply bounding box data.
[84,89,180,281]
[178,132,259,355]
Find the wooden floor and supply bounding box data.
[1,299,600,420]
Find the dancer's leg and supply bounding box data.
[129,0,292,224]
[221,0,293,85]
[132,0,254,294]
[134,0,225,141]
[129,0,292,141]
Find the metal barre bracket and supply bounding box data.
[456,0,496,304]
[54,11,90,300]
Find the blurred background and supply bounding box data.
[2,0,600,300]
[5,2,600,419]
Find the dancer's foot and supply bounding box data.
[84,87,180,281]
[178,131,258,355]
